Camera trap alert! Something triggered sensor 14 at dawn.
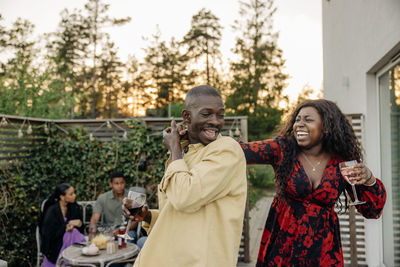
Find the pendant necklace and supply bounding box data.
[302,153,321,172]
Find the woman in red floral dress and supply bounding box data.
[240,99,386,267]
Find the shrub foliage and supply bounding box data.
[0,119,167,266]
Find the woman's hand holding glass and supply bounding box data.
[339,160,375,205]
[340,161,375,185]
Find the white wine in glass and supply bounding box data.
[339,160,366,205]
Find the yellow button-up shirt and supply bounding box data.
[133,135,247,267]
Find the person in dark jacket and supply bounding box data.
[40,183,85,266]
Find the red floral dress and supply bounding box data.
[241,137,386,267]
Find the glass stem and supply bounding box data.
[126,219,131,235]
[351,184,360,202]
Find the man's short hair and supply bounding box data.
[185,85,222,109]
[110,171,125,182]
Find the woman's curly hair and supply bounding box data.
[276,99,363,200]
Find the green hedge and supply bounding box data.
[0,119,167,266]
[247,165,276,209]
[248,165,275,189]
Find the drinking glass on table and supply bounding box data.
[339,160,366,205]
[118,190,147,241]
[88,225,97,241]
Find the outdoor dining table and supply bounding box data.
[56,242,139,267]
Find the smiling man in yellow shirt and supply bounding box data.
[128,85,247,267]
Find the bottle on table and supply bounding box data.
[118,226,126,249]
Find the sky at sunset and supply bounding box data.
[0,0,323,102]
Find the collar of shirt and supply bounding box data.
[166,134,223,166]
[108,189,127,200]
[185,134,223,154]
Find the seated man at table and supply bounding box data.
[125,85,247,267]
[89,171,127,238]
[89,172,147,249]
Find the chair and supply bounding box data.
[77,201,104,235]
[36,199,47,267]
[35,226,42,267]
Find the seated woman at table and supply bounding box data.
[40,183,86,267]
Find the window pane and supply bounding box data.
[381,63,400,267]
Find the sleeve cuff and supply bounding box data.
[363,178,377,187]
[141,209,159,234]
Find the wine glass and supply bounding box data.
[339,160,366,205]
[117,190,147,241]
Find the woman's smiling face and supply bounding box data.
[293,106,323,149]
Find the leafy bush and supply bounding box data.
[247,165,276,209]
[0,119,167,266]
[248,165,275,189]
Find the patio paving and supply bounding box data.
[237,195,273,267]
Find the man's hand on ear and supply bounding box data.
[163,120,184,161]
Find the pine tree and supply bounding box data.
[182,8,223,87]
[119,56,153,117]
[82,0,130,118]
[142,29,195,113]
[46,8,89,118]
[226,0,288,140]
[98,37,124,118]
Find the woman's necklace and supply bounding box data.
[60,202,67,217]
[302,152,321,172]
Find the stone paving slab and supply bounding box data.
[237,196,273,267]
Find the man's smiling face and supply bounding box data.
[183,95,225,146]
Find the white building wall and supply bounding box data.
[322,0,400,266]
[323,0,400,113]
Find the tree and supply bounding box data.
[0,18,74,118]
[118,56,154,117]
[182,8,223,87]
[226,0,288,140]
[1,0,133,120]
[82,0,130,118]
[142,29,195,112]
[0,15,8,74]
[45,8,89,118]
[97,37,124,118]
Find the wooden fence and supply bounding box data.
[0,114,248,163]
